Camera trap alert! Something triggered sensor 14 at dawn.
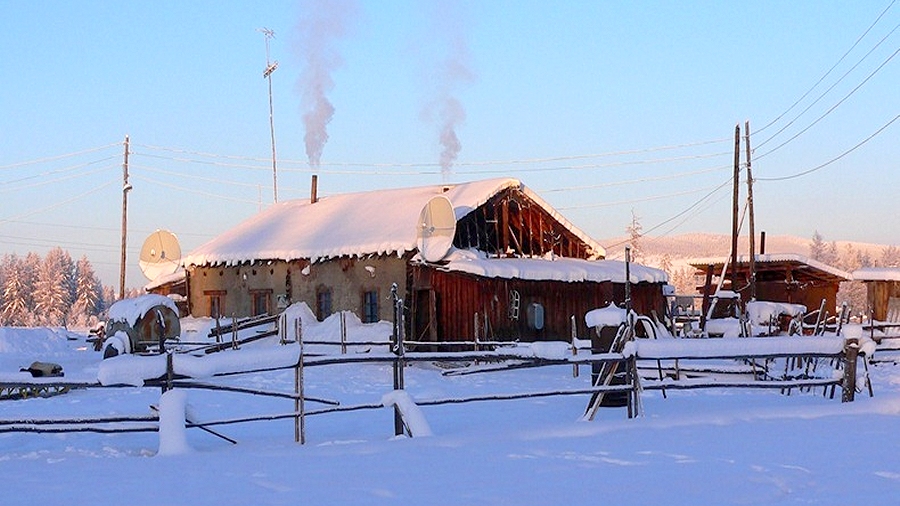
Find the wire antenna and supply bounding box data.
[258,27,279,203]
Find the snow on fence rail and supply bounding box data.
[0,328,864,445]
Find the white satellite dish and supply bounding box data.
[139,229,182,281]
[417,195,456,263]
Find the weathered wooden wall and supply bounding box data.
[410,266,666,342]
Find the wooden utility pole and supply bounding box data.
[731,124,740,291]
[119,135,131,300]
[745,120,756,300]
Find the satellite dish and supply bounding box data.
[139,230,182,281]
[417,196,456,263]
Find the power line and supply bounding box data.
[134,137,732,169]
[755,22,900,154]
[556,183,727,211]
[756,114,900,182]
[0,180,117,225]
[0,142,120,170]
[538,163,730,193]
[131,174,260,205]
[756,0,897,135]
[601,178,734,251]
[0,162,118,194]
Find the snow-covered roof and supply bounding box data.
[183,178,605,267]
[435,249,668,284]
[687,253,850,281]
[852,267,900,282]
[107,294,179,325]
[143,267,186,291]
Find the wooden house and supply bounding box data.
[181,178,669,342]
[852,268,900,323]
[688,254,850,313]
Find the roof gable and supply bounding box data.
[183,178,604,267]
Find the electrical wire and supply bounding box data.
[131,174,260,205]
[556,183,727,211]
[755,23,900,154]
[131,164,273,190]
[0,162,119,194]
[0,180,117,225]
[0,142,120,171]
[756,0,897,135]
[134,137,732,168]
[538,163,731,193]
[756,114,900,182]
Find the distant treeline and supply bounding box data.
[0,247,139,328]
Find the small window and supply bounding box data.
[204,290,226,319]
[362,290,379,323]
[251,290,272,317]
[527,302,544,330]
[316,287,333,322]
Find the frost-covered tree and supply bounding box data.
[809,231,827,261]
[33,247,75,327]
[881,245,900,267]
[69,255,103,327]
[626,209,644,264]
[0,254,32,326]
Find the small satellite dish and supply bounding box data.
[417,195,456,263]
[139,230,182,281]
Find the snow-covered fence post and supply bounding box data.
[231,313,239,350]
[295,317,305,444]
[570,315,579,378]
[842,337,859,403]
[391,283,406,436]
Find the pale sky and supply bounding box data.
[2,1,898,288]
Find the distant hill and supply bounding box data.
[599,233,891,265]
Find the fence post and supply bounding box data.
[570,315,579,378]
[842,337,859,403]
[340,312,347,354]
[295,317,305,444]
[391,283,406,436]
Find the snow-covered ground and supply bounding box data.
[2,314,900,505]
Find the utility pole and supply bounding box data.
[731,123,740,292]
[745,120,756,300]
[259,28,279,203]
[119,135,132,300]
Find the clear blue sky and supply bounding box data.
[2,1,898,288]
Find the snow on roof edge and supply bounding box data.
[686,253,851,280]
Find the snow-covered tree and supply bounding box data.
[881,245,900,267]
[33,247,75,327]
[626,209,644,264]
[69,255,103,327]
[0,254,32,326]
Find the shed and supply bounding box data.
[688,254,850,313]
[852,268,900,323]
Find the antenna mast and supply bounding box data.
[259,27,279,203]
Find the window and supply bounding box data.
[204,290,226,319]
[362,290,379,323]
[316,287,333,322]
[251,290,272,317]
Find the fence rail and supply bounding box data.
[0,319,866,445]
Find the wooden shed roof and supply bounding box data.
[688,253,850,284]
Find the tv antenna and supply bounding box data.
[258,27,279,203]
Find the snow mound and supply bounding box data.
[107,294,179,326]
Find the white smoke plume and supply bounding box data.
[295,0,356,168]
[426,2,474,179]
